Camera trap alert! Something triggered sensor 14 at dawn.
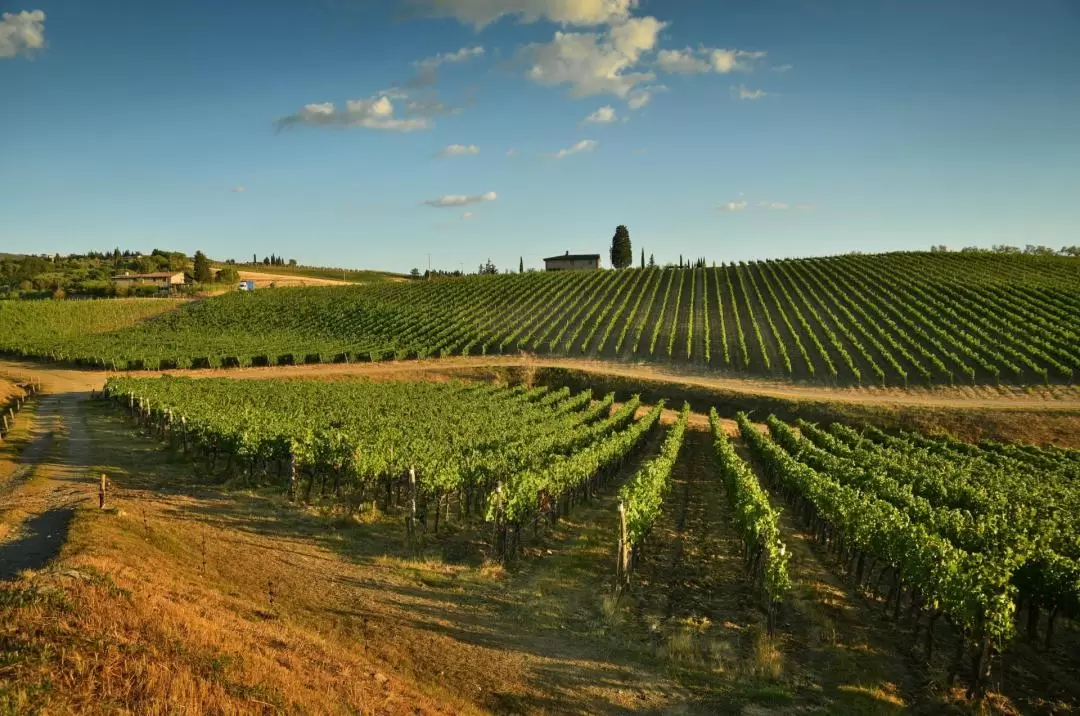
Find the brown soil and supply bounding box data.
[235,270,352,287]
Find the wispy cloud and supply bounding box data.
[506,148,519,158]
[656,46,766,75]
[436,143,480,158]
[0,10,46,59]
[583,106,617,124]
[422,191,497,208]
[232,185,246,193]
[733,84,771,100]
[461,211,474,220]
[407,0,636,29]
[627,84,666,110]
[771,63,793,73]
[274,96,432,132]
[416,45,484,69]
[545,139,599,159]
[719,199,813,211]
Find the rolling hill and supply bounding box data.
[1,252,1077,386]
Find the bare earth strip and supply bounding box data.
[3,356,1078,411]
[235,271,352,287]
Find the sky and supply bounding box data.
[2,0,1079,272]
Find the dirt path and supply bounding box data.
[0,393,94,579]
[3,356,1078,412]
[236,270,351,287]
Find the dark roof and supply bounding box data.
[111,272,184,280]
[543,254,601,262]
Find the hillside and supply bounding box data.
[1,252,1077,386]
[222,263,409,286]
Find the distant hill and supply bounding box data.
[1,251,1077,386]
[224,263,407,285]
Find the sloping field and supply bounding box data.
[1,253,1077,387]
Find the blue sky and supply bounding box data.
[2,0,1078,272]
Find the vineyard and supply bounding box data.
[2,252,1078,387]
[740,411,1080,697]
[102,376,676,560]
[87,371,1080,704]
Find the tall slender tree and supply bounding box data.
[519,256,524,273]
[640,248,645,269]
[193,251,213,283]
[610,225,632,269]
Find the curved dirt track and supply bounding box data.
[2,356,1080,411]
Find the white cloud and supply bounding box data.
[583,105,617,124]
[0,10,45,59]
[408,0,637,28]
[519,16,664,99]
[232,185,246,193]
[436,143,480,157]
[653,46,766,76]
[423,191,498,208]
[546,139,599,159]
[657,48,711,75]
[461,211,474,220]
[626,84,665,110]
[758,201,788,210]
[733,84,770,100]
[718,200,748,212]
[772,63,793,73]
[712,49,765,73]
[416,45,484,69]
[274,95,432,131]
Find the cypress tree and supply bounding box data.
[610,225,632,269]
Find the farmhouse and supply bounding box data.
[543,252,601,272]
[111,271,186,288]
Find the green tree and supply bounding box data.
[610,225,632,269]
[640,248,645,269]
[519,256,524,273]
[216,266,239,284]
[193,251,213,283]
[410,268,421,279]
[648,253,655,268]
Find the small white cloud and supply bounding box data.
[733,84,771,100]
[657,48,711,75]
[758,201,788,210]
[0,10,46,59]
[461,211,474,220]
[423,191,498,208]
[274,95,432,131]
[627,84,666,110]
[416,45,484,69]
[583,105,617,124]
[772,63,793,73]
[408,0,637,28]
[545,139,599,159]
[654,46,766,76]
[506,148,519,157]
[436,143,480,158]
[718,200,748,212]
[232,185,246,193]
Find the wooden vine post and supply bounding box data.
[288,451,297,502]
[616,501,630,587]
[99,473,108,509]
